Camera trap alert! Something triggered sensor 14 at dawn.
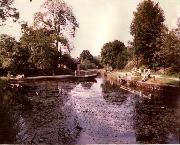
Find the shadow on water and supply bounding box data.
[0,78,179,144]
[99,79,180,144]
[0,86,32,144]
[101,81,129,106]
[134,86,180,144]
[81,82,94,90]
[0,104,17,143]
[0,81,83,144]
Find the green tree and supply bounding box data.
[80,50,93,62]
[0,34,30,74]
[130,0,165,68]
[80,59,96,70]
[101,40,127,69]
[79,50,101,69]
[116,49,128,69]
[175,17,180,39]
[10,43,30,74]
[34,0,79,57]
[92,56,102,68]
[0,0,19,25]
[61,53,77,70]
[20,26,59,71]
[158,25,180,72]
[0,34,17,69]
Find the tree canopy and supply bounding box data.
[0,34,17,69]
[157,23,180,72]
[0,34,30,74]
[34,0,79,54]
[20,26,59,71]
[0,0,19,25]
[61,53,77,70]
[130,0,165,68]
[101,40,127,69]
[80,50,93,62]
[79,50,101,70]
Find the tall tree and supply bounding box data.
[101,40,127,69]
[61,53,76,70]
[175,17,180,39]
[0,34,30,74]
[34,0,79,55]
[20,26,59,71]
[10,43,30,74]
[79,50,102,69]
[158,30,179,67]
[0,0,19,25]
[130,0,165,68]
[157,19,180,72]
[80,50,93,62]
[0,34,17,69]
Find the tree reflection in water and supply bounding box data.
[0,102,17,144]
[134,88,180,144]
[0,81,81,144]
[101,81,129,105]
[80,82,93,90]
[0,78,179,144]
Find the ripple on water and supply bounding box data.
[0,78,179,144]
[68,78,137,144]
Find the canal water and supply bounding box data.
[0,77,179,144]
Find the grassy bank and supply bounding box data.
[100,69,180,87]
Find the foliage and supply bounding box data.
[157,29,180,72]
[116,50,128,69]
[0,34,30,74]
[10,43,30,74]
[127,41,135,61]
[34,0,79,54]
[92,56,102,68]
[79,50,101,69]
[0,0,19,25]
[61,53,77,70]
[80,59,96,70]
[20,27,59,71]
[80,50,93,62]
[130,0,165,68]
[158,31,177,66]
[101,40,127,69]
[0,34,17,69]
[0,26,78,76]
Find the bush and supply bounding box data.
[80,59,97,70]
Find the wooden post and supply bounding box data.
[77,63,80,76]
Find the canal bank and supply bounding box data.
[99,69,180,96]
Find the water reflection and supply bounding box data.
[134,91,180,144]
[0,105,17,143]
[81,82,94,90]
[69,78,137,144]
[102,81,129,106]
[0,78,179,144]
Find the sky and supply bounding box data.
[0,0,180,57]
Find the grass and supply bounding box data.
[148,77,180,86]
[102,69,180,87]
